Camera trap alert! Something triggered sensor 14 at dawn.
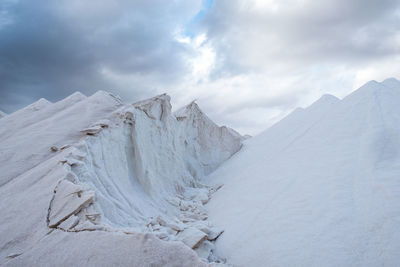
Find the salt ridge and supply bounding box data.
[0,91,243,266]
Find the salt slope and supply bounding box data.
[206,78,400,267]
[0,91,243,266]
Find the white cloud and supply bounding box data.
[168,0,400,134]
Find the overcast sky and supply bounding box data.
[1,0,400,134]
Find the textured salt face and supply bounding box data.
[0,91,243,266]
[206,79,400,267]
[175,101,244,176]
[61,94,243,256]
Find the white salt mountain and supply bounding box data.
[0,91,243,266]
[206,78,400,266]
[3,77,400,267]
[0,110,6,118]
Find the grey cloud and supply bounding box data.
[0,0,201,112]
[1,0,399,134]
[199,0,400,75]
[223,93,301,114]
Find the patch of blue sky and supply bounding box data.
[183,0,214,38]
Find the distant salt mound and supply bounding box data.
[0,91,243,266]
[206,78,400,267]
[382,77,400,89]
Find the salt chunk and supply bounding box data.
[177,227,208,249]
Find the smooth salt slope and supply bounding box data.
[206,78,400,267]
